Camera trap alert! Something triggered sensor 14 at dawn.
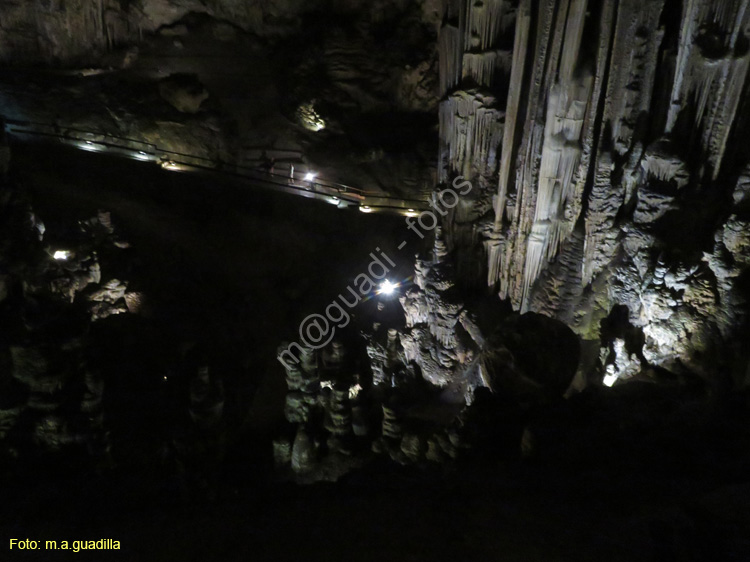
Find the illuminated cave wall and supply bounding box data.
[438,0,750,382]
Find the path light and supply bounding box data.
[53,250,71,261]
[378,279,397,295]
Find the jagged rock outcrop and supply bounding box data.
[0,175,140,458]
[274,341,370,480]
[158,74,209,114]
[398,229,487,393]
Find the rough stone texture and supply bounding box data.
[397,230,486,394]
[0,163,139,456]
[275,341,371,479]
[158,74,209,114]
[430,0,750,389]
[0,1,444,66]
[0,2,440,198]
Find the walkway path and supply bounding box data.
[3,119,429,217]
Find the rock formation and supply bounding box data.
[429,0,750,389]
[269,1,750,481]
[0,176,138,458]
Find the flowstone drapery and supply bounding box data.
[436,0,750,385]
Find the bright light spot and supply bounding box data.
[408,209,415,212]
[348,383,362,400]
[304,172,316,182]
[321,381,334,390]
[379,280,397,295]
[81,141,100,152]
[53,250,71,261]
[405,210,418,217]
[359,205,372,213]
[161,161,181,171]
[603,373,618,387]
[163,376,168,381]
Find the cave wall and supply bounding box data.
[437,0,750,383]
[0,0,443,65]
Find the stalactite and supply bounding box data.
[667,0,750,181]
[494,0,532,229]
[692,59,723,128]
[706,54,750,176]
[439,25,463,96]
[484,235,505,287]
[559,0,588,84]
[521,222,549,309]
[439,91,504,182]
[464,0,513,52]
[461,50,512,89]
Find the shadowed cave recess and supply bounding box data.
[2,1,750,560]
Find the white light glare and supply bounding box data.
[304,172,316,182]
[359,205,372,213]
[379,280,396,295]
[53,250,71,261]
[602,373,618,387]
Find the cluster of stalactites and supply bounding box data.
[666,0,750,180]
[438,90,505,183]
[439,0,516,97]
[489,0,595,310]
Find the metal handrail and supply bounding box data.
[3,118,431,211]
